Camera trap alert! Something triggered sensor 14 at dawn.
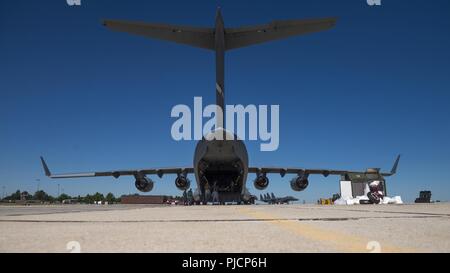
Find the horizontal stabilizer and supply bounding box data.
[103,20,215,50]
[225,17,337,50]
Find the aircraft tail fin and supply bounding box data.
[225,17,337,50]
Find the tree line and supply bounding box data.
[2,190,120,204]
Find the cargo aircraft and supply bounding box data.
[41,8,400,203]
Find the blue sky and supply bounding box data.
[1,0,449,202]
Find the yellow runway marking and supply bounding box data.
[236,207,418,253]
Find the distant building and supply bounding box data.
[20,191,30,201]
[121,195,168,204]
[62,199,79,204]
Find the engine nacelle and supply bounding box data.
[175,175,191,191]
[290,175,309,192]
[135,176,154,192]
[253,174,269,191]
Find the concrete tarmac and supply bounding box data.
[0,203,449,252]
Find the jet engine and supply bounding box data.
[253,174,269,190]
[175,175,191,191]
[134,176,154,192]
[290,175,309,192]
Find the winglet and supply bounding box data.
[40,156,51,177]
[390,154,401,175]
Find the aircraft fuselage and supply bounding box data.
[192,10,250,203]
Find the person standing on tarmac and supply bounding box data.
[187,189,193,206]
[212,182,220,205]
[204,182,211,204]
[182,189,188,206]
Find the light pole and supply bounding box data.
[2,186,5,199]
[57,183,60,197]
[36,179,40,192]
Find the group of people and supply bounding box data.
[182,182,221,205]
[182,189,195,206]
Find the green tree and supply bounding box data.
[93,192,104,202]
[34,190,50,201]
[7,190,21,200]
[105,193,115,203]
[58,193,71,202]
[47,195,55,203]
[83,194,93,204]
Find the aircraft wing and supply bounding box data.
[248,155,400,178]
[40,157,194,179]
[102,20,215,50]
[225,17,337,50]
